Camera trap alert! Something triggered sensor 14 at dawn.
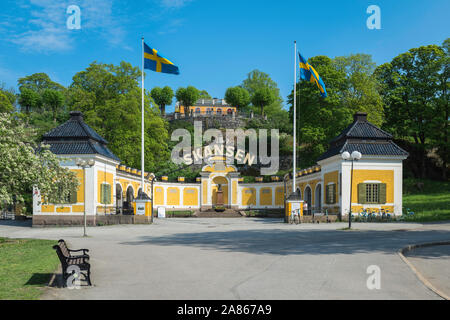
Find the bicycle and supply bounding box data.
[289,209,300,224]
[359,208,368,222]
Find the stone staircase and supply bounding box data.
[194,209,243,218]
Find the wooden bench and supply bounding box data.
[53,240,92,286]
[57,239,90,259]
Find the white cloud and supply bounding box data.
[160,0,193,8]
[4,0,128,53]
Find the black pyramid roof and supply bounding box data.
[317,112,408,161]
[42,111,120,162]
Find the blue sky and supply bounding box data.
[0,0,448,112]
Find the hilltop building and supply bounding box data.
[175,98,237,116]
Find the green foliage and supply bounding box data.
[251,87,275,116]
[242,69,284,116]
[151,86,173,115]
[199,90,212,99]
[18,72,65,93]
[42,89,65,122]
[67,61,170,172]
[288,54,384,167]
[0,92,14,113]
[334,54,383,126]
[18,87,41,113]
[0,82,16,106]
[176,86,200,114]
[224,86,250,110]
[375,40,449,178]
[0,114,79,206]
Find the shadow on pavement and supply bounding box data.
[120,228,450,256]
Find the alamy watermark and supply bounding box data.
[171,121,279,175]
[66,5,81,30]
[366,265,381,290]
[366,5,381,30]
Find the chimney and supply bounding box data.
[353,112,367,122]
[70,111,83,121]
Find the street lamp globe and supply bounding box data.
[351,151,362,160]
[75,158,83,166]
[87,159,95,167]
[341,151,351,160]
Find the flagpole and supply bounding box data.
[141,37,145,194]
[293,40,297,192]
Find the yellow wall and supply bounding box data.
[154,186,164,205]
[72,205,85,213]
[232,180,238,204]
[242,188,256,206]
[260,188,272,206]
[183,188,198,206]
[97,170,114,204]
[202,180,208,204]
[42,205,55,213]
[56,207,70,213]
[167,187,180,206]
[275,187,284,205]
[352,169,394,204]
[72,169,84,202]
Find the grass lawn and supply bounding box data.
[0,237,59,300]
[402,178,450,222]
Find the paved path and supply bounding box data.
[1,218,450,299]
[405,244,450,298]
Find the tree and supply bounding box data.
[375,42,448,178]
[334,54,383,126]
[0,92,14,113]
[18,87,41,113]
[18,73,65,93]
[176,86,200,115]
[67,61,170,172]
[0,82,17,106]
[251,87,275,116]
[242,69,283,116]
[42,89,65,122]
[151,86,173,115]
[0,113,78,207]
[199,90,212,99]
[224,86,250,110]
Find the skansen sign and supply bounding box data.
[171,121,279,175]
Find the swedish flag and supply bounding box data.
[144,42,179,75]
[298,52,327,98]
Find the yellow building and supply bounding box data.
[175,98,237,116]
[32,111,408,225]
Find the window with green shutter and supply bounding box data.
[101,184,111,204]
[69,189,77,204]
[326,184,336,204]
[358,183,386,204]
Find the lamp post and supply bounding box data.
[76,158,95,237]
[341,151,362,229]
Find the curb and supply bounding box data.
[398,241,450,300]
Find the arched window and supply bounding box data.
[304,186,312,215]
[227,108,232,114]
[195,108,200,113]
[216,108,222,114]
[315,184,322,211]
